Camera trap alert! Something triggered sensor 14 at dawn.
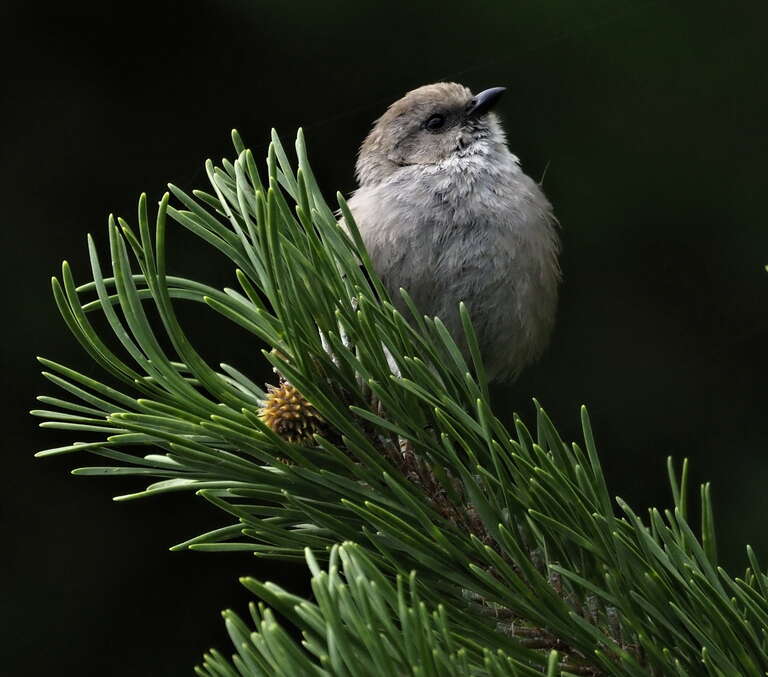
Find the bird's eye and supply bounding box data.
[424,114,446,132]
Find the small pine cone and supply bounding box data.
[259,380,324,445]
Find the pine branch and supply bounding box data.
[34,129,768,676]
[197,543,562,677]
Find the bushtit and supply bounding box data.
[346,82,560,382]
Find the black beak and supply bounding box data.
[466,87,506,118]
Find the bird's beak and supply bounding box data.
[466,87,506,118]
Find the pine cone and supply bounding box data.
[259,381,324,445]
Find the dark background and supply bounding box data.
[3,0,767,674]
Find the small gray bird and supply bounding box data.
[347,82,561,382]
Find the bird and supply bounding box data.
[345,82,561,383]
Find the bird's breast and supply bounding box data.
[347,159,560,381]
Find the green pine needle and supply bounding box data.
[35,129,768,676]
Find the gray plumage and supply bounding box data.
[346,82,561,382]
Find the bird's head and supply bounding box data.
[355,82,507,186]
